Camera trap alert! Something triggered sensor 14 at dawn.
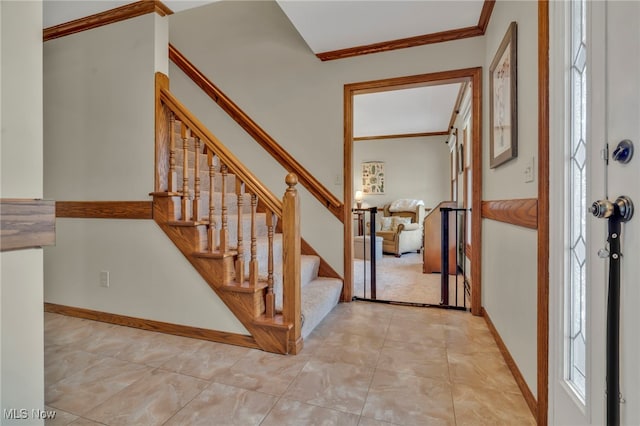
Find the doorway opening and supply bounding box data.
[343,67,483,315]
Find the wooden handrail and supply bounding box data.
[168,44,344,222]
[158,84,283,217]
[155,73,303,353]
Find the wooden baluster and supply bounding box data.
[235,180,245,283]
[249,193,259,287]
[208,151,217,252]
[265,210,275,318]
[168,113,176,192]
[192,135,201,221]
[219,163,229,252]
[181,124,190,221]
[282,173,301,354]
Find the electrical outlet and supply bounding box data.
[99,271,110,288]
[524,157,535,183]
[334,174,342,186]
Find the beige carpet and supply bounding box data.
[353,252,468,308]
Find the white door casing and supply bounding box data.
[549,1,640,424]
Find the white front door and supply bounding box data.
[549,1,640,424]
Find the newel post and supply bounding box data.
[282,173,303,354]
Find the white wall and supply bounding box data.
[482,0,539,397]
[168,0,486,274]
[45,220,245,332]
[0,1,45,423]
[43,13,247,335]
[352,136,450,209]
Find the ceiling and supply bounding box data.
[276,1,485,54]
[353,84,461,138]
[43,0,486,139]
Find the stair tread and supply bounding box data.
[222,280,269,293]
[253,314,293,330]
[193,250,236,259]
[150,191,181,197]
[166,220,209,227]
[300,278,343,339]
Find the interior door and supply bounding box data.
[550,1,640,424]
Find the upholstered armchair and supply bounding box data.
[370,200,426,257]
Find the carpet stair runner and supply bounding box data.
[152,123,341,352]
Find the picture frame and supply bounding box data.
[489,21,518,168]
[361,161,384,194]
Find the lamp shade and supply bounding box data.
[355,190,364,203]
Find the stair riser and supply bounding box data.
[233,240,321,310]
[153,197,177,223]
[223,291,265,320]
[174,193,254,223]
[193,255,234,288]
[224,215,270,248]
[191,214,271,252]
[174,149,209,171]
[183,192,253,218]
[175,166,237,193]
[237,235,283,281]
[174,225,208,252]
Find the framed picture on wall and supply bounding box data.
[489,21,518,168]
[361,161,384,194]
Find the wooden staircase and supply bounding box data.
[152,73,342,354]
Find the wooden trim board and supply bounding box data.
[44,303,260,349]
[537,1,550,424]
[0,199,56,251]
[56,201,153,219]
[483,307,538,420]
[478,0,497,32]
[43,0,173,42]
[481,198,538,229]
[469,67,483,317]
[317,0,495,61]
[353,131,449,142]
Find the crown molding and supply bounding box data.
[44,1,173,42]
[316,0,495,61]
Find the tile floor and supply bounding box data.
[44,302,536,425]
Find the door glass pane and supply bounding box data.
[567,0,588,402]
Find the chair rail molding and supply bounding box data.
[56,201,153,219]
[1,199,56,252]
[481,198,538,229]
